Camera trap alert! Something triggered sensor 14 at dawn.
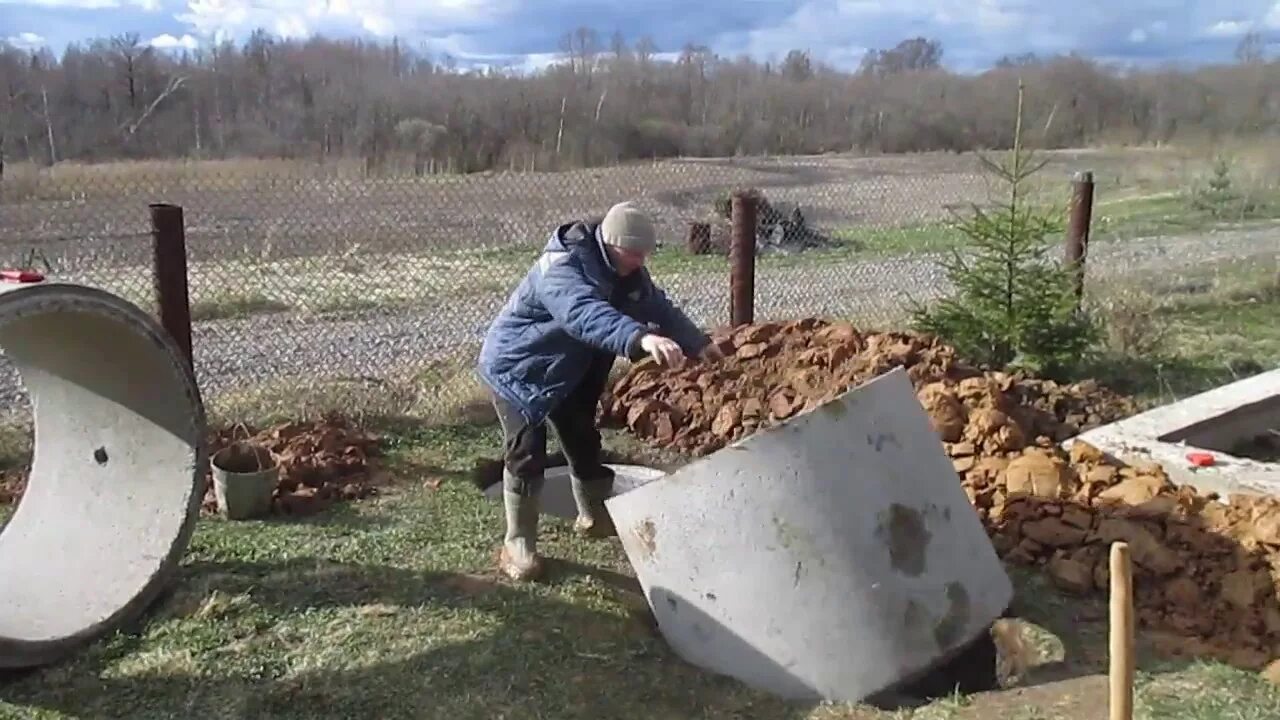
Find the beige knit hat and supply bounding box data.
[599,201,657,254]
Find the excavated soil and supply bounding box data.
[0,413,387,517]
[603,318,1280,669]
[602,318,1138,455]
[205,413,388,516]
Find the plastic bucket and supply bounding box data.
[211,441,279,520]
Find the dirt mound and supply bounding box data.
[603,318,1280,667]
[205,413,387,516]
[602,318,1137,455]
[977,439,1280,669]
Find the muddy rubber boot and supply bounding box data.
[571,473,616,538]
[500,486,544,582]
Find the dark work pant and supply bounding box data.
[492,351,616,497]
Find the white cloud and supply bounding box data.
[174,0,509,42]
[149,32,199,49]
[1205,20,1255,37]
[0,0,158,8]
[11,0,1280,72]
[1266,2,1280,29]
[5,31,46,49]
[708,0,1280,71]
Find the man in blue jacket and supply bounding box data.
[478,200,723,581]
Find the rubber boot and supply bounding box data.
[570,472,616,538]
[500,475,544,581]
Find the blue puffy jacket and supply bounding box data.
[478,220,711,425]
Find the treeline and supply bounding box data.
[1,29,1278,174]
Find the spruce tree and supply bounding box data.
[911,81,1099,376]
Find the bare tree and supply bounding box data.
[0,29,1276,172]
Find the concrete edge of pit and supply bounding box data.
[1064,368,1280,499]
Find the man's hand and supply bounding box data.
[640,333,686,367]
[699,342,726,362]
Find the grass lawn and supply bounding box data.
[1081,259,1280,407]
[3,417,1280,720]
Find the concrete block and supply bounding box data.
[1068,368,1280,497]
[0,281,206,669]
[604,367,1012,703]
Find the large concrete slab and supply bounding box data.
[0,279,206,669]
[1067,368,1280,498]
[604,367,1013,704]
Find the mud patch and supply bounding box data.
[877,503,931,577]
[871,625,1001,709]
[634,519,658,559]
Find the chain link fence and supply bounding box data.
[2,150,1278,425]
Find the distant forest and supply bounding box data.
[1,28,1278,174]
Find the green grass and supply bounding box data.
[1080,261,1280,406]
[1092,188,1280,240]
[825,188,1280,261]
[1135,662,1280,719]
[4,421,1280,719]
[190,294,292,322]
[0,424,789,719]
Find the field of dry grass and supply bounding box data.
[4,141,1277,268]
[0,140,1277,422]
[3,142,1277,313]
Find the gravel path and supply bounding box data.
[0,225,1275,416]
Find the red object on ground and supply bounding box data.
[1187,452,1216,467]
[0,270,45,283]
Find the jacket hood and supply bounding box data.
[543,220,600,253]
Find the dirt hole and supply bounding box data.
[1229,429,1280,463]
[867,626,1001,709]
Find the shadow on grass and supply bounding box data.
[0,559,820,720]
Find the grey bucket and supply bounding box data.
[604,367,1013,704]
[211,441,279,520]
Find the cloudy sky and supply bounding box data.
[2,0,1279,72]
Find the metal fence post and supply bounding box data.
[1065,170,1094,307]
[730,190,758,327]
[149,203,194,373]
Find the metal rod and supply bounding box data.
[730,191,757,327]
[149,203,194,373]
[1066,170,1095,307]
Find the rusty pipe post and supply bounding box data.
[149,203,194,373]
[1065,170,1095,308]
[730,190,758,327]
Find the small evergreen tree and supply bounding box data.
[1189,156,1255,219]
[910,81,1099,376]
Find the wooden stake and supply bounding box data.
[1110,541,1135,720]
